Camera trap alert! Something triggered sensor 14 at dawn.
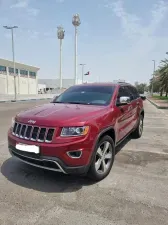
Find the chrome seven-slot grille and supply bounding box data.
[12,122,55,143]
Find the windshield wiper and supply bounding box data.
[66,101,90,105]
[52,101,90,105]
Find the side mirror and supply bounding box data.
[140,95,146,100]
[117,96,131,106]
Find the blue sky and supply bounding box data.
[0,0,168,84]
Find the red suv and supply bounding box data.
[8,82,144,181]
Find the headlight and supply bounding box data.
[61,126,89,137]
[11,117,15,128]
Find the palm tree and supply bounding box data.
[158,59,168,97]
[149,69,161,94]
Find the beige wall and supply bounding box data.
[19,77,29,94]
[0,74,7,94]
[8,75,14,94]
[0,73,37,95]
[0,58,39,95]
[29,78,37,94]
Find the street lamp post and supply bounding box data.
[57,26,65,89]
[3,25,18,101]
[79,63,86,83]
[151,59,156,96]
[72,14,81,85]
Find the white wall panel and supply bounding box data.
[0,74,7,94]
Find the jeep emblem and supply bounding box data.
[28,119,36,124]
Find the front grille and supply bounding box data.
[12,122,55,143]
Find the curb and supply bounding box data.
[147,98,168,109]
[0,97,54,103]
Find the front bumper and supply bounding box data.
[9,146,90,175]
[8,130,94,167]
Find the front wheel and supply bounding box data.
[132,114,144,138]
[88,135,115,181]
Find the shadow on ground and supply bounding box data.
[1,136,132,193]
[1,157,96,193]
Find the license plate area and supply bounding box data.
[16,143,39,154]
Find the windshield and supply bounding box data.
[52,85,115,105]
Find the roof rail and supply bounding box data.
[117,82,131,85]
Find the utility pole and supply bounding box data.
[3,25,18,101]
[57,26,65,89]
[72,14,81,85]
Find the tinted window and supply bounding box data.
[116,86,131,105]
[9,67,18,74]
[118,86,130,97]
[127,86,140,100]
[0,65,6,72]
[20,70,28,76]
[29,71,36,76]
[53,85,115,105]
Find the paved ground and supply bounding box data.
[0,100,168,225]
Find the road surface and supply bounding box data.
[0,100,168,225]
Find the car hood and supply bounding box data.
[16,103,107,126]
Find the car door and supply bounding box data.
[127,86,140,129]
[116,86,133,142]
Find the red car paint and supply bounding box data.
[8,82,144,175]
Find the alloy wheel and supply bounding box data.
[95,141,113,174]
[139,117,143,135]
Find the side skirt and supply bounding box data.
[115,128,135,147]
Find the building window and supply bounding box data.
[0,65,7,72]
[9,67,18,74]
[29,71,36,76]
[20,69,28,76]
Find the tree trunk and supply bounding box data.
[166,92,168,97]
[160,91,163,96]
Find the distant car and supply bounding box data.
[8,82,144,181]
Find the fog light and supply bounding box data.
[67,150,82,158]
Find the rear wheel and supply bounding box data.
[132,114,143,138]
[88,135,115,181]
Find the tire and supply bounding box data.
[87,135,115,181]
[132,114,144,139]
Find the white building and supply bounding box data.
[0,58,40,95]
